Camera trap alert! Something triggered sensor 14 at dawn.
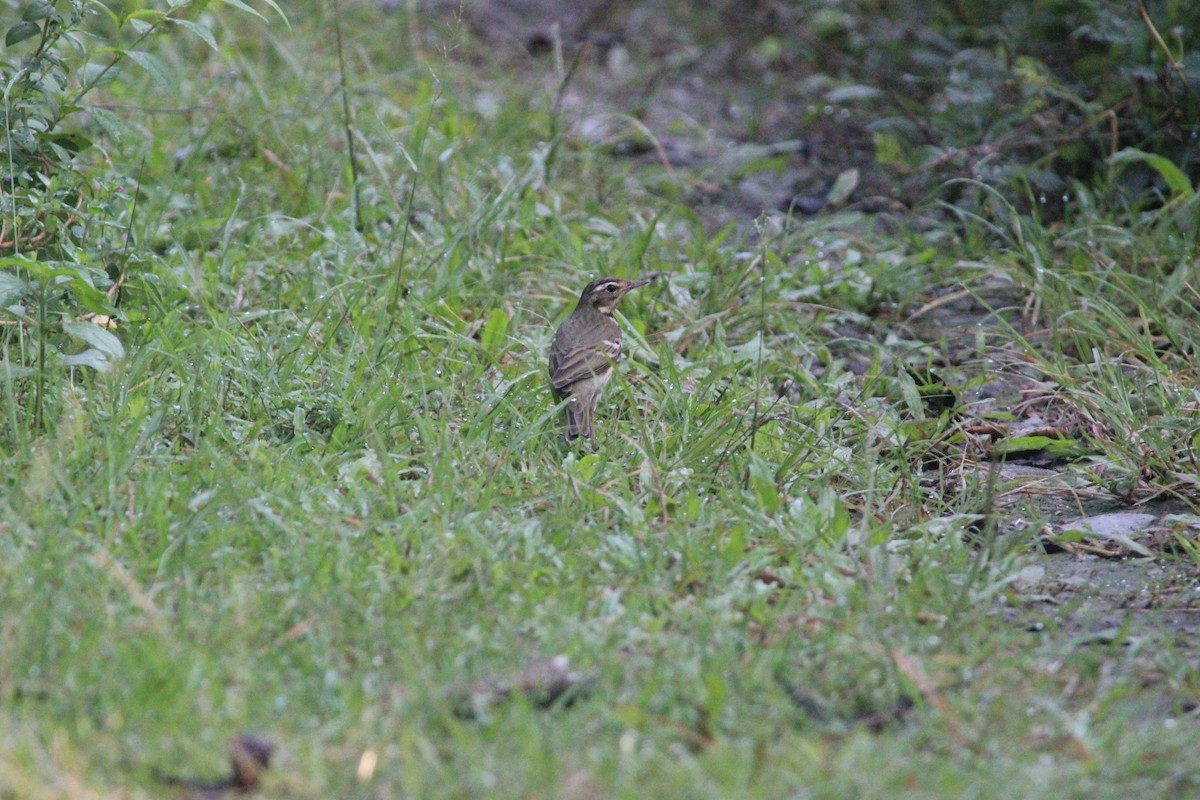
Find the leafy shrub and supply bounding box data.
[1,0,282,428]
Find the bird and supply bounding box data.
[548,274,657,441]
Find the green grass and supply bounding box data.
[3,2,1200,798]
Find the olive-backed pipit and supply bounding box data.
[548,275,656,441]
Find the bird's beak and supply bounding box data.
[627,272,660,290]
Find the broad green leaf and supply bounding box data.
[86,107,125,144]
[826,168,859,206]
[13,261,113,315]
[170,18,218,51]
[62,280,114,315]
[63,320,125,359]
[0,271,27,306]
[81,62,121,88]
[94,3,121,25]
[5,21,40,47]
[23,1,55,22]
[216,0,268,22]
[61,349,115,372]
[120,49,170,87]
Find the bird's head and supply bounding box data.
[577,273,657,315]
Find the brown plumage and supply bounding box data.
[548,275,656,441]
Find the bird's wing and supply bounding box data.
[549,338,621,393]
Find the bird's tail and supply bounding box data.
[564,397,592,441]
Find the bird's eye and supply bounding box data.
[606,284,617,293]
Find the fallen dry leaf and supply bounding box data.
[155,733,275,798]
